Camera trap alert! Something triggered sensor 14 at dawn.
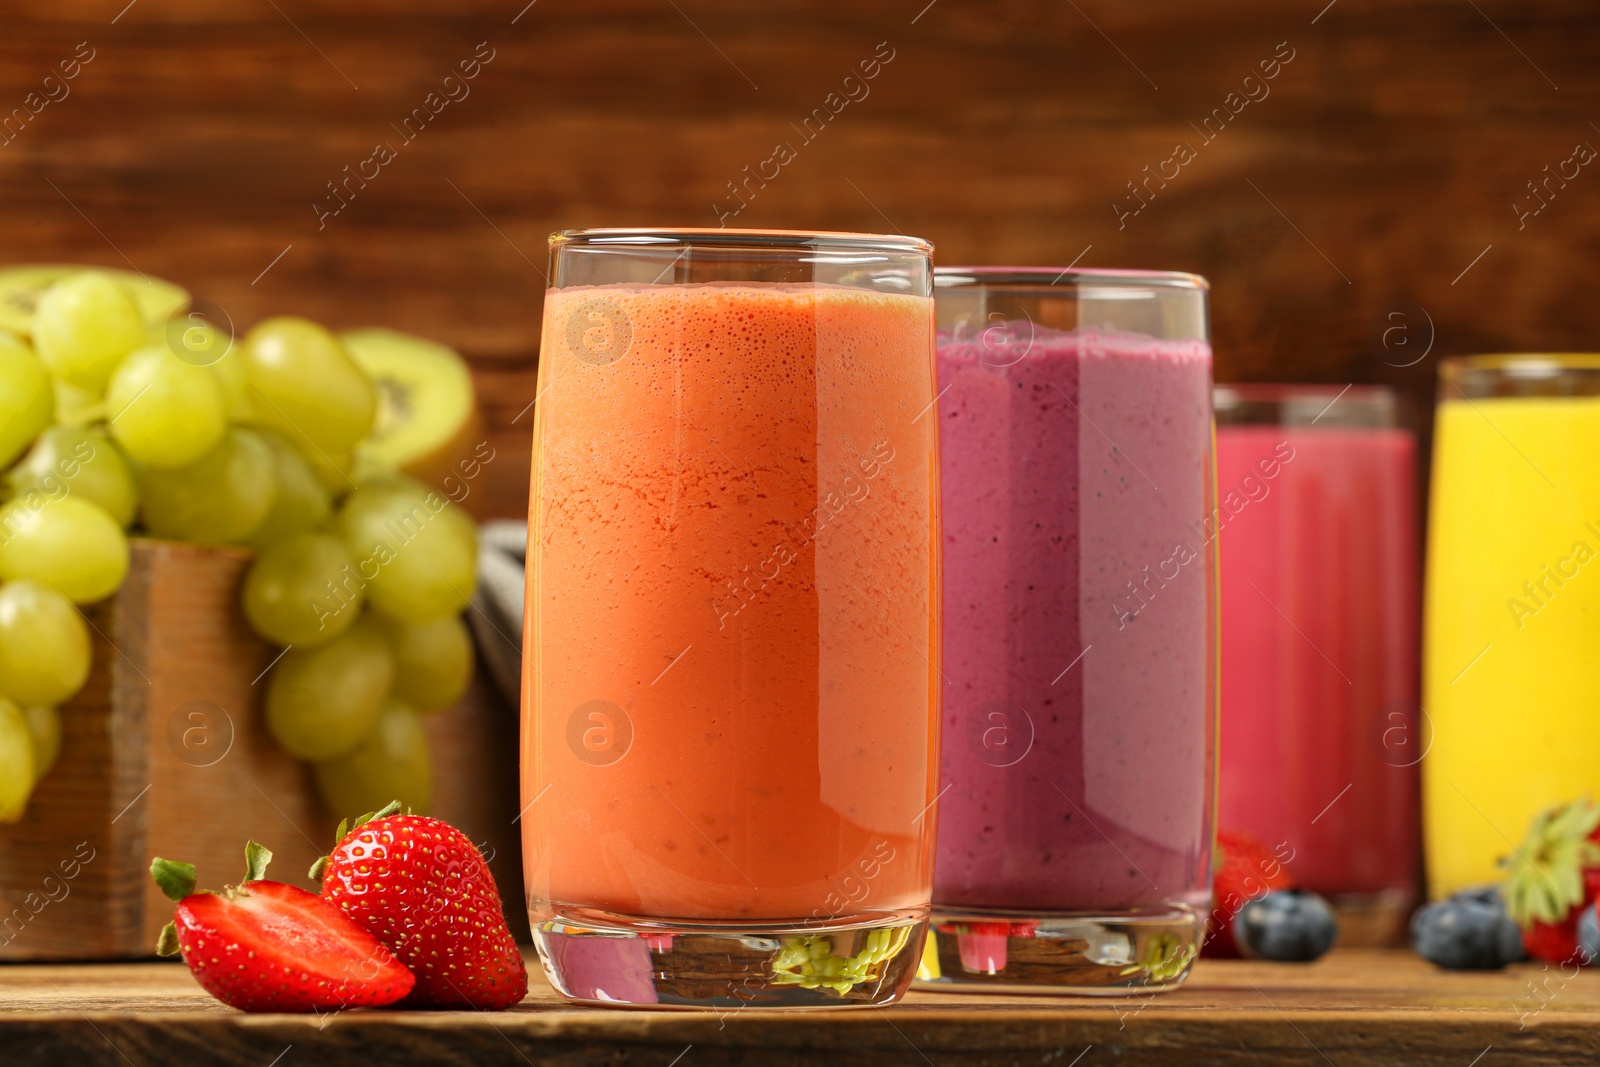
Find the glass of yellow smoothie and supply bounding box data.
[1424,355,1600,898]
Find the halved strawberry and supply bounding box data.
[1503,798,1600,965]
[1205,830,1294,959]
[151,841,414,1013]
[312,802,528,1010]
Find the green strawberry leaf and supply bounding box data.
[243,841,273,883]
[150,858,197,902]
[155,921,181,958]
[1504,797,1600,928]
[346,801,403,835]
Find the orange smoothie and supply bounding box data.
[523,282,939,924]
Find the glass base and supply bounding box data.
[531,907,928,1009]
[915,907,1202,995]
[1329,887,1414,948]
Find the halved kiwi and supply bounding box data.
[343,328,481,491]
[0,264,189,336]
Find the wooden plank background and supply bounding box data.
[2,0,1596,520]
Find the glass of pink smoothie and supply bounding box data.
[1214,385,1419,946]
[921,268,1216,993]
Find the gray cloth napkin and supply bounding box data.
[470,520,528,708]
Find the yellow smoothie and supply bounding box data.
[1424,391,1600,898]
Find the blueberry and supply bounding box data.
[1454,883,1503,908]
[1580,903,1600,964]
[1234,889,1339,962]
[1411,890,1524,970]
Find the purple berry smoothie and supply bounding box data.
[932,323,1215,917]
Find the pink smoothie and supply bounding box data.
[1216,425,1419,897]
[932,324,1215,914]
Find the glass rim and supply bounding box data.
[550,227,933,256]
[1215,383,1408,429]
[1439,353,1600,380]
[934,265,1209,292]
[1215,383,1400,404]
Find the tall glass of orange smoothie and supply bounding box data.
[523,229,940,1008]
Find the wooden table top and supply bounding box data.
[2,949,1596,1066]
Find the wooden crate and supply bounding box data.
[0,540,526,961]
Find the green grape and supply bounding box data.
[0,698,35,823]
[243,533,362,648]
[105,345,227,469]
[304,448,359,493]
[208,344,253,421]
[0,580,91,706]
[337,478,477,623]
[140,428,276,546]
[0,265,187,336]
[155,314,229,366]
[244,316,376,455]
[52,378,102,426]
[0,496,128,603]
[247,432,332,549]
[7,425,140,528]
[264,615,393,760]
[372,611,473,712]
[313,700,433,817]
[23,705,61,779]
[32,272,146,394]
[0,334,53,469]
[150,317,253,420]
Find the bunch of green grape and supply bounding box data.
[0,267,477,822]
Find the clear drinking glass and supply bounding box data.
[1425,356,1600,900]
[1214,385,1420,947]
[920,267,1215,993]
[522,228,941,1008]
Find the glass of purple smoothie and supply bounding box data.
[919,268,1216,993]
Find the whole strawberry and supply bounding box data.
[152,841,414,1013]
[313,802,528,1009]
[1503,798,1600,965]
[1204,830,1294,959]
[1523,911,1584,967]
[1585,819,1600,905]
